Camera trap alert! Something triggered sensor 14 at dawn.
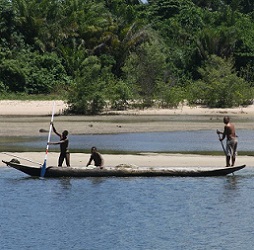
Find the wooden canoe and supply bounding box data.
[2,160,246,178]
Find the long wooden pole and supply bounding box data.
[40,101,55,177]
[217,130,226,155]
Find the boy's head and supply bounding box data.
[91,146,97,153]
[62,130,68,137]
[223,116,230,124]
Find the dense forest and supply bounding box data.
[0,0,254,114]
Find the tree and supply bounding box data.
[187,55,253,108]
[12,0,45,46]
[147,0,194,20]
[0,0,16,46]
[234,12,254,70]
[122,33,168,107]
[0,50,71,94]
[0,0,253,113]
[196,26,238,60]
[191,0,224,10]
[102,0,150,77]
[67,56,110,114]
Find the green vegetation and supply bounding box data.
[0,0,253,114]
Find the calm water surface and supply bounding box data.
[1,129,254,152]
[1,166,254,250]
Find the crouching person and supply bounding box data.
[86,146,104,169]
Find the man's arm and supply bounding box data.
[216,128,225,141]
[86,155,92,166]
[219,126,229,141]
[51,123,61,137]
[48,139,67,145]
[100,154,104,166]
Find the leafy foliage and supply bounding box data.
[0,50,71,94]
[67,56,110,115]
[0,0,253,113]
[186,55,253,107]
[122,34,168,107]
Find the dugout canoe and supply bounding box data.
[2,160,246,178]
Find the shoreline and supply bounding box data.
[0,100,253,169]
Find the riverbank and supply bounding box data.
[0,100,254,136]
[0,100,253,168]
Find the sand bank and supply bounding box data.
[0,100,67,116]
[0,100,253,116]
[1,152,252,168]
[0,100,254,136]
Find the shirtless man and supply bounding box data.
[86,146,104,169]
[217,116,237,167]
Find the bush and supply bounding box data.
[106,79,134,110]
[67,56,108,115]
[0,50,71,94]
[156,81,186,108]
[186,55,254,107]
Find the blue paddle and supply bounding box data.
[40,102,56,177]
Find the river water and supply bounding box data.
[1,129,254,249]
[1,129,254,152]
[1,165,254,250]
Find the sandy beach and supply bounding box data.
[0,100,253,168]
[1,152,252,168]
[0,99,253,116]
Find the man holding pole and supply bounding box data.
[217,116,238,167]
[48,123,70,167]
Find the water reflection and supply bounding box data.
[59,178,72,189]
[224,176,238,190]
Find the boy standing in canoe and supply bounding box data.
[48,123,70,167]
[217,116,238,167]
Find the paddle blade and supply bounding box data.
[40,159,47,177]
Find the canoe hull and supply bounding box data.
[2,160,246,178]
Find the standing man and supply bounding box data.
[217,116,237,167]
[86,146,104,169]
[48,123,70,167]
